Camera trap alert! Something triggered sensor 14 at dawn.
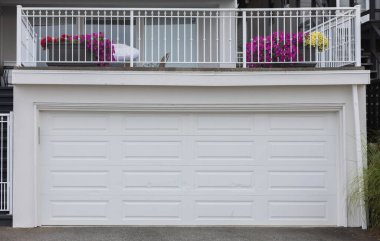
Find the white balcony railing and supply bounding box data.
[16,6,361,68]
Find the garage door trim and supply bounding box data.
[34,103,347,227]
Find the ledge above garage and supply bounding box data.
[9,67,370,86]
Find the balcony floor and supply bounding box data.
[16,66,364,72]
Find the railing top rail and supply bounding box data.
[18,6,358,12]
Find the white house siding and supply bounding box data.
[10,69,368,227]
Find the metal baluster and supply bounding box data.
[190,11,193,63]
[158,11,161,64]
[209,11,212,63]
[90,10,93,63]
[58,10,61,63]
[270,11,273,63]
[203,11,206,62]
[151,11,154,62]
[144,11,147,64]
[130,10,134,67]
[277,11,280,62]
[65,10,67,62]
[97,11,100,63]
[72,10,74,62]
[184,11,187,63]
[178,11,180,63]
[84,10,87,62]
[229,11,232,63]
[138,11,141,64]
[257,11,259,63]
[296,10,299,62]
[171,11,173,64]
[164,11,167,64]
[216,11,219,64]
[264,11,266,63]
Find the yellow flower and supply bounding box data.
[305,32,329,52]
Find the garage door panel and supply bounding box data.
[188,195,262,225]
[119,195,186,224]
[265,166,336,195]
[123,169,184,192]
[266,196,337,225]
[192,166,256,194]
[50,140,109,160]
[40,111,112,136]
[39,194,113,224]
[191,136,257,165]
[122,139,184,163]
[39,111,338,226]
[45,169,110,191]
[193,113,256,135]
[123,113,185,135]
[40,136,114,166]
[194,200,255,221]
[265,136,336,166]
[266,112,336,136]
[123,200,183,221]
[49,200,109,220]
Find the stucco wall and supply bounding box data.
[10,70,367,227]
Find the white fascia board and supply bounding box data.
[10,69,370,86]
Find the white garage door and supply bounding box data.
[39,111,338,226]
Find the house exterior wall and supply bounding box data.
[10,69,368,228]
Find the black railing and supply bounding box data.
[364,0,380,133]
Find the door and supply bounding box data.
[39,110,338,226]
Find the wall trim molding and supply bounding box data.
[11,69,370,86]
[36,103,346,112]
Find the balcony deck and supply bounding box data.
[16,66,362,71]
[10,66,369,88]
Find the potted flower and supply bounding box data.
[246,32,304,68]
[41,33,114,66]
[302,31,329,64]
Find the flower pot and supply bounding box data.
[46,44,94,66]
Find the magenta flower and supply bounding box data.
[41,32,115,66]
[246,32,305,68]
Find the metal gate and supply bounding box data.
[0,113,12,214]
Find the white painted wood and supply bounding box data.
[10,69,370,86]
[352,85,367,229]
[354,5,362,67]
[39,110,338,226]
[16,5,22,66]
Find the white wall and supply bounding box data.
[10,69,368,228]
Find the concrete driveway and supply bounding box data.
[0,227,379,241]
